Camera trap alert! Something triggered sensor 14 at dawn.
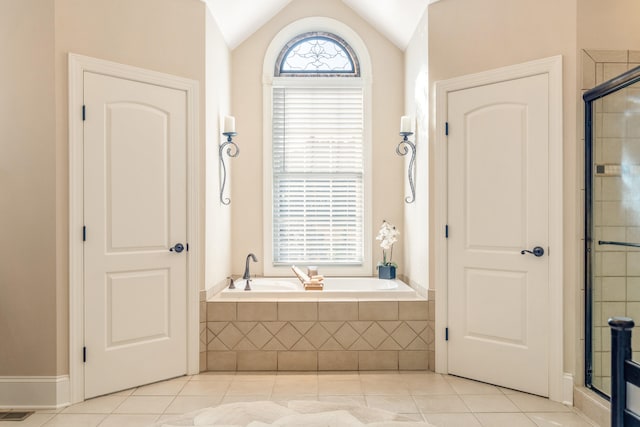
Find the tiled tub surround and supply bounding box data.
[202,299,433,372]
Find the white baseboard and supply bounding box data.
[563,373,575,406]
[0,376,69,409]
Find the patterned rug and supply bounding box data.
[155,400,435,426]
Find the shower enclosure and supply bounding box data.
[585,65,640,396]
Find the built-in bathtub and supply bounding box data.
[202,276,434,372]
[218,277,418,300]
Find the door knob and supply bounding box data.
[170,243,185,253]
[521,246,544,257]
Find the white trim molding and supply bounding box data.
[434,55,565,402]
[0,376,69,409]
[563,373,575,406]
[68,53,201,404]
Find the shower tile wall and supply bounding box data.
[584,50,640,394]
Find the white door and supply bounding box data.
[83,72,188,398]
[447,74,550,396]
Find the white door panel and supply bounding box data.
[84,72,187,398]
[106,102,170,250]
[448,74,550,396]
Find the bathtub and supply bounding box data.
[216,277,419,300]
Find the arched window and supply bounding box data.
[275,32,360,77]
[265,27,370,275]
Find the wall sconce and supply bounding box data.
[219,115,239,205]
[397,116,416,204]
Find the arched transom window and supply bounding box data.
[275,32,360,77]
[268,31,368,272]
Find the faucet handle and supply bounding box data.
[227,276,235,290]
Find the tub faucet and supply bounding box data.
[243,253,258,281]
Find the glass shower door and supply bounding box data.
[586,66,640,396]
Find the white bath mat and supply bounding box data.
[155,400,434,427]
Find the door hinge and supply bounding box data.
[445,225,449,238]
[83,347,87,363]
[445,122,449,136]
[445,327,449,341]
[82,105,86,121]
[82,226,86,242]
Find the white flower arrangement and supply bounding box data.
[376,220,400,268]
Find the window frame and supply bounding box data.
[274,31,360,77]
[262,19,372,277]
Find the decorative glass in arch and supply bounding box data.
[275,32,360,77]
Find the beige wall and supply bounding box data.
[0,0,57,376]
[1,0,210,379]
[403,9,429,295]
[578,0,640,49]
[54,0,207,377]
[427,0,579,375]
[205,9,233,290]
[230,0,405,277]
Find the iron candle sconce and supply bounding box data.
[397,115,416,204]
[219,115,239,205]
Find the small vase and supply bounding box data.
[378,265,396,280]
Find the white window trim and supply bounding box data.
[262,18,373,277]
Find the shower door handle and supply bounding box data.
[521,246,544,257]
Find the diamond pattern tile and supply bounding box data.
[291,322,315,334]
[320,337,343,350]
[275,323,303,349]
[264,322,287,335]
[378,337,402,350]
[334,323,360,349]
[421,325,435,345]
[320,321,344,334]
[246,323,273,349]
[208,322,229,336]
[406,321,428,334]
[217,324,244,349]
[349,337,374,350]
[391,323,417,348]
[199,323,207,350]
[306,324,331,349]
[263,337,287,351]
[234,338,258,350]
[292,337,315,351]
[406,337,428,350]
[351,321,373,334]
[235,322,257,334]
[208,337,229,351]
[362,323,388,348]
[379,321,402,334]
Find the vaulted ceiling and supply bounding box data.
[205,0,431,51]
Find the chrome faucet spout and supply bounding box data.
[242,253,258,280]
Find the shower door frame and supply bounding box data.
[584,65,640,397]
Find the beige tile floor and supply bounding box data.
[2,371,599,427]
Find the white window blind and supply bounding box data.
[272,86,364,265]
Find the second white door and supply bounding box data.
[447,73,550,396]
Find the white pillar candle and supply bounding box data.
[400,116,412,133]
[223,115,236,134]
